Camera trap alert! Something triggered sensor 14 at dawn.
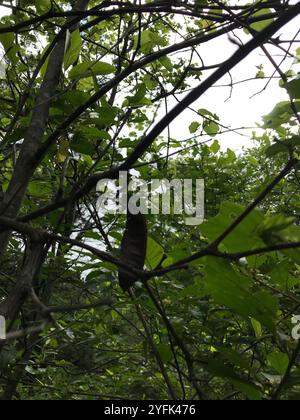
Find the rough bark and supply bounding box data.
[0,240,44,320]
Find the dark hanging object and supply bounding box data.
[118,213,147,292]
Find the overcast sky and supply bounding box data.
[0,3,299,151]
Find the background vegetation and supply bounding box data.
[0,0,300,400]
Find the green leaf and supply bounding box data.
[231,380,262,400]
[206,359,262,400]
[283,77,300,100]
[267,352,289,375]
[137,30,167,54]
[198,108,215,118]
[71,127,107,156]
[226,148,236,161]
[146,237,164,270]
[247,156,259,166]
[126,83,151,106]
[71,135,95,156]
[251,318,262,338]
[159,56,173,71]
[201,202,265,252]
[210,140,220,154]
[189,122,200,134]
[266,142,289,157]
[256,70,265,79]
[260,216,300,264]
[204,120,219,137]
[266,137,300,157]
[157,344,173,363]
[197,109,220,136]
[249,8,274,32]
[64,29,82,70]
[28,181,53,197]
[204,257,278,331]
[69,61,115,79]
[259,214,295,237]
[263,101,300,128]
[0,32,20,64]
[270,260,298,289]
[96,107,118,126]
[215,346,250,370]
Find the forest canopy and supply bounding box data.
[0,0,300,401]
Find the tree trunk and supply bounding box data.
[0,0,90,259]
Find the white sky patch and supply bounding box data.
[0,4,10,18]
[166,15,300,151]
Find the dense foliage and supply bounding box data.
[0,0,300,400]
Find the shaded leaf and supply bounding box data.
[267,352,289,375]
[146,237,164,270]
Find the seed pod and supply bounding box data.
[118,213,147,292]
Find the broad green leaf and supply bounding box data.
[206,359,262,400]
[71,127,111,155]
[189,122,200,134]
[295,47,300,63]
[96,107,118,126]
[283,78,300,100]
[64,29,82,70]
[71,127,107,156]
[125,83,151,106]
[249,8,274,32]
[226,149,236,161]
[159,56,173,71]
[215,346,250,370]
[204,120,219,137]
[204,257,278,331]
[137,30,168,54]
[266,136,300,157]
[266,142,289,157]
[267,352,289,375]
[157,344,173,363]
[146,237,164,270]
[260,218,300,264]
[258,214,295,237]
[162,257,174,268]
[0,32,20,64]
[35,0,51,13]
[256,70,265,79]
[270,260,299,289]
[72,132,95,156]
[263,101,300,128]
[201,202,265,252]
[231,380,262,400]
[198,108,215,118]
[69,61,115,79]
[251,318,262,338]
[247,156,259,166]
[210,140,220,154]
[28,181,53,197]
[57,139,69,163]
